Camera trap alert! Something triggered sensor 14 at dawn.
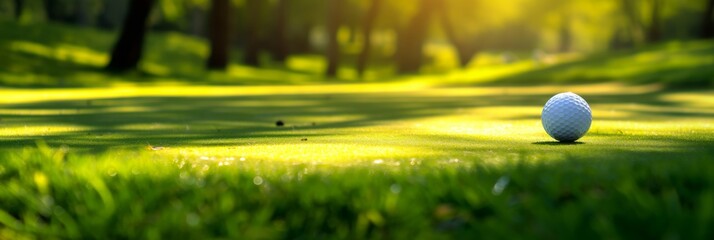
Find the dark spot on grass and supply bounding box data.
[532,141,585,145]
[301,138,308,141]
[276,120,284,127]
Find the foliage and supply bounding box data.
[1,21,712,87]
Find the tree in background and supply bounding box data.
[75,0,91,26]
[206,0,231,70]
[13,0,22,19]
[356,0,381,77]
[243,0,264,66]
[620,0,665,44]
[394,0,438,73]
[97,0,128,29]
[325,0,342,77]
[270,0,289,62]
[647,0,663,42]
[437,0,478,68]
[703,0,714,38]
[106,0,156,71]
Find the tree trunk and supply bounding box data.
[244,0,263,66]
[13,0,23,19]
[646,0,662,42]
[620,0,645,44]
[106,0,155,72]
[270,0,289,62]
[395,0,438,73]
[558,18,572,52]
[207,0,231,70]
[97,0,128,29]
[702,0,714,38]
[325,0,342,77]
[75,0,91,26]
[437,0,477,68]
[356,0,381,78]
[188,7,207,37]
[43,0,59,21]
[289,24,312,54]
[43,0,76,23]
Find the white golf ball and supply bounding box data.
[541,92,592,142]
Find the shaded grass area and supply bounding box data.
[476,41,714,87]
[1,83,713,238]
[2,21,714,88]
[0,21,341,87]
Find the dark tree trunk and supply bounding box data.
[13,0,22,19]
[395,0,438,73]
[106,0,155,72]
[437,0,477,68]
[43,0,59,21]
[646,0,662,42]
[207,0,231,70]
[702,0,714,38]
[325,0,342,77]
[43,0,76,23]
[75,0,91,26]
[558,19,572,52]
[270,0,289,62]
[356,0,381,78]
[620,0,645,43]
[610,27,633,50]
[97,0,128,29]
[188,7,207,37]
[244,0,263,66]
[290,24,312,54]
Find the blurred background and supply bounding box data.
[0,0,712,86]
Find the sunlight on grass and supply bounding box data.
[9,41,107,66]
[168,143,417,164]
[0,125,90,136]
[1,83,710,167]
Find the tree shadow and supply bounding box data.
[0,86,711,154]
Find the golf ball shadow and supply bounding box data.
[531,141,585,146]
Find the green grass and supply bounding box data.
[1,22,714,239]
[1,83,713,239]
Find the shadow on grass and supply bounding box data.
[531,141,585,145]
[0,21,393,88]
[0,86,712,155]
[473,40,714,88]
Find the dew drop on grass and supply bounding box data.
[492,176,510,195]
[253,176,264,185]
[390,184,402,194]
[41,195,54,208]
[186,213,200,227]
[106,168,117,177]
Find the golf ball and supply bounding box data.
[541,92,592,142]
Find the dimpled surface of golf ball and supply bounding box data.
[541,92,592,142]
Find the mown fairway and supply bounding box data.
[1,82,713,239]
